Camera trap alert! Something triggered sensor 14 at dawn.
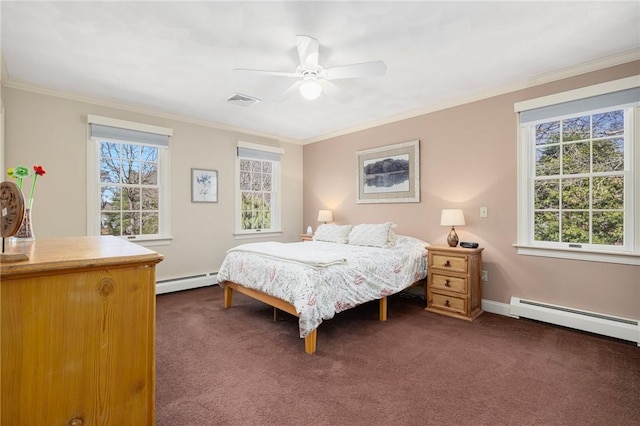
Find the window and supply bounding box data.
[235,141,284,236]
[87,115,172,244]
[515,77,640,265]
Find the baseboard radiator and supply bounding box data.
[156,272,218,295]
[510,297,640,345]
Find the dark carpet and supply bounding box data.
[156,286,640,426]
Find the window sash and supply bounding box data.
[99,143,161,237]
[87,117,172,244]
[515,77,640,265]
[234,142,283,236]
[524,107,633,252]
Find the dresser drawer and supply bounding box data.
[430,253,468,273]
[431,274,467,293]
[430,292,467,316]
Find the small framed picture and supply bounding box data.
[191,168,218,203]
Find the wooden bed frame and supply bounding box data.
[222,279,422,354]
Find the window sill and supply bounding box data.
[233,231,283,240]
[121,236,173,247]
[514,244,640,266]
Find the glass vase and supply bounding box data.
[13,198,35,241]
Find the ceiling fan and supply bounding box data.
[234,35,387,102]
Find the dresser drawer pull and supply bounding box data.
[444,279,451,287]
[444,299,451,307]
[444,260,451,267]
[69,418,84,426]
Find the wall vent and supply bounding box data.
[510,297,639,345]
[226,93,260,107]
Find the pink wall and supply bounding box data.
[303,61,640,319]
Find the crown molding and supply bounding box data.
[302,48,640,144]
[1,78,301,145]
[2,48,638,146]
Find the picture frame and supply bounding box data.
[355,140,420,204]
[191,168,218,203]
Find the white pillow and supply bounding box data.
[313,224,352,244]
[348,222,395,248]
[394,235,430,248]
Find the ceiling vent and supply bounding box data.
[226,93,260,107]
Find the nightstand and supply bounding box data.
[300,234,313,242]
[425,245,484,321]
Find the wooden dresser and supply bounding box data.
[425,245,484,321]
[1,236,163,426]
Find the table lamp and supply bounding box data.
[317,209,333,224]
[440,209,465,247]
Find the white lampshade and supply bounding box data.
[317,209,333,223]
[300,76,322,100]
[440,209,466,227]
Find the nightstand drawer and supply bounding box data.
[431,274,467,293]
[431,254,467,273]
[430,292,467,316]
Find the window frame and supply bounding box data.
[87,115,172,246]
[234,141,284,239]
[514,76,640,266]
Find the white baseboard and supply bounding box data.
[481,299,513,317]
[156,272,218,295]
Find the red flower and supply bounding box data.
[33,165,46,176]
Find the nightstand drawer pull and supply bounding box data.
[432,254,467,273]
[431,293,466,315]
[432,274,467,293]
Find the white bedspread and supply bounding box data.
[227,241,347,268]
[217,236,428,338]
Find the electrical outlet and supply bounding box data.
[480,207,488,218]
[481,270,488,282]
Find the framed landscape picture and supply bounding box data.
[191,168,218,203]
[355,140,420,203]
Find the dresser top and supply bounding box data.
[1,236,163,277]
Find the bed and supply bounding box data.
[217,223,428,354]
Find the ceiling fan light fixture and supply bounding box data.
[299,76,322,100]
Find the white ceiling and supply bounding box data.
[2,1,639,144]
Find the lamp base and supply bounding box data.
[447,227,459,247]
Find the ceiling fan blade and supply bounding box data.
[319,79,352,103]
[296,35,319,68]
[324,61,387,80]
[273,80,303,102]
[234,68,299,78]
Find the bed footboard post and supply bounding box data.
[379,296,388,321]
[304,329,317,354]
[223,284,233,308]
